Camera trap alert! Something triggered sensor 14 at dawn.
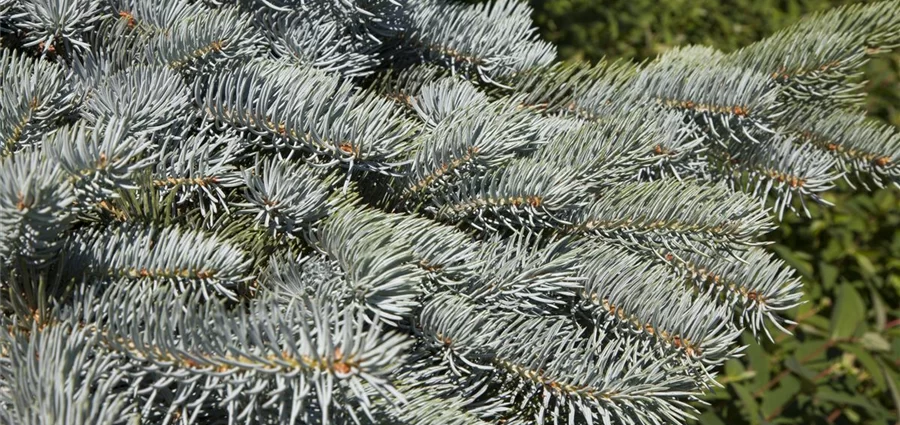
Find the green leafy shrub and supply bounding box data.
[700,187,900,424]
[532,0,855,60]
[0,1,899,424]
[528,0,900,127]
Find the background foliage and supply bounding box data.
[524,0,900,423]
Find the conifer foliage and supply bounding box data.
[0,0,898,423]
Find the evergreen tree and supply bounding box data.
[0,0,898,424]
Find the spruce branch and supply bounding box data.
[143,5,262,71]
[432,159,589,232]
[572,180,775,253]
[536,59,639,120]
[0,322,135,425]
[81,286,412,425]
[726,0,900,104]
[657,246,803,340]
[632,110,709,182]
[714,134,841,219]
[44,119,156,204]
[272,204,480,292]
[200,60,418,173]
[385,212,481,288]
[778,107,900,189]
[455,232,582,315]
[624,57,780,144]
[0,48,73,155]
[405,0,555,84]
[0,149,75,265]
[154,130,246,221]
[309,206,426,324]
[409,77,489,128]
[533,109,680,185]
[370,63,449,106]
[402,98,540,195]
[69,19,148,95]
[204,212,294,272]
[418,294,702,425]
[504,60,610,113]
[7,0,102,56]
[239,0,407,44]
[265,255,345,304]
[373,379,494,425]
[530,114,586,144]
[654,45,725,66]
[0,257,75,328]
[66,223,253,299]
[235,155,334,237]
[576,241,742,368]
[105,0,210,32]
[254,8,382,77]
[80,65,193,135]
[84,177,189,226]
[0,0,894,423]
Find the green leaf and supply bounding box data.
[860,332,891,352]
[696,411,727,425]
[818,261,839,290]
[794,339,829,361]
[771,244,814,279]
[731,382,762,425]
[725,358,747,378]
[883,364,900,418]
[742,334,770,392]
[721,357,756,386]
[853,253,877,278]
[844,408,861,423]
[820,239,845,263]
[761,375,801,419]
[840,343,887,391]
[868,285,888,331]
[802,313,831,333]
[784,356,818,384]
[816,388,881,414]
[830,283,865,340]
